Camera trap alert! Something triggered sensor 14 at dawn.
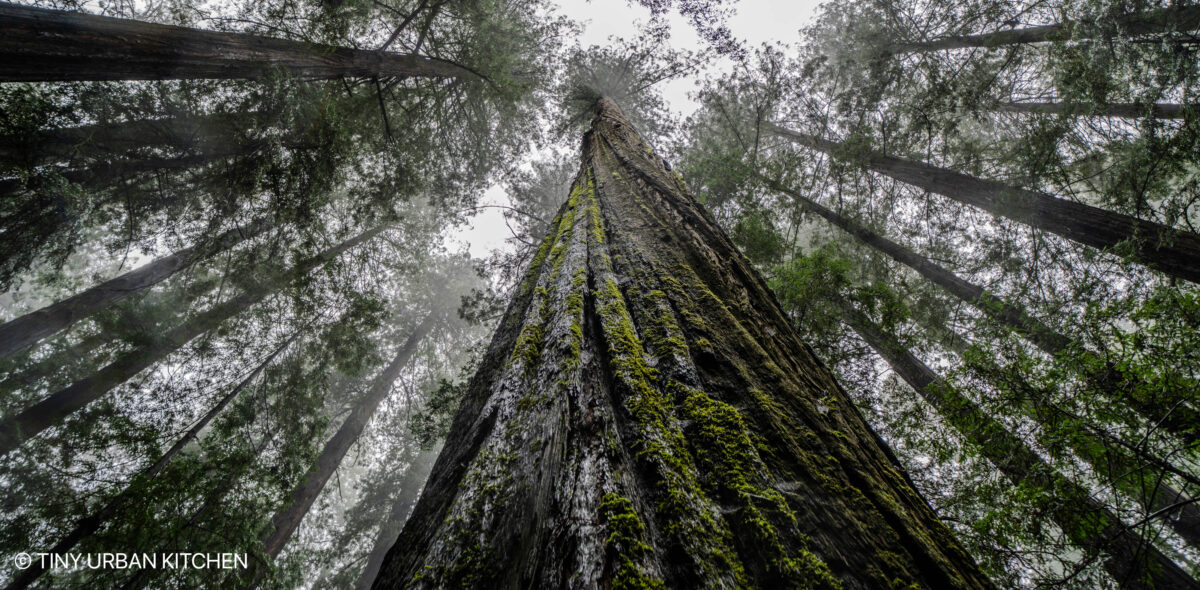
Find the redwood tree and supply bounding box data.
[370,98,994,589]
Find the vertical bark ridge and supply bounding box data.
[372,98,995,589]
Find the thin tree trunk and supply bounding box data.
[993,102,1193,119]
[0,4,476,82]
[0,226,385,456]
[889,5,1200,53]
[841,305,1198,589]
[944,334,1200,549]
[243,316,434,588]
[0,273,222,395]
[769,182,1200,444]
[1,334,295,590]
[353,447,440,590]
[372,97,995,589]
[0,216,271,359]
[770,124,1200,283]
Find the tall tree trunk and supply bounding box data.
[768,182,1200,444]
[1,334,295,590]
[888,5,1200,53]
[993,102,1193,119]
[769,124,1200,283]
[353,447,440,590]
[940,332,1200,549]
[0,111,262,167]
[0,150,247,200]
[0,4,476,82]
[841,305,1199,589]
[0,226,384,456]
[0,216,271,359]
[0,273,222,395]
[245,315,435,589]
[372,98,995,589]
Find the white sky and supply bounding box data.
[446,0,823,259]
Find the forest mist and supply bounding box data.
[0,0,1199,588]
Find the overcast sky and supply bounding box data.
[448,0,823,259]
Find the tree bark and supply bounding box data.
[1,334,295,590]
[0,226,384,456]
[0,4,476,82]
[943,333,1200,549]
[993,102,1193,119]
[768,182,1200,444]
[770,124,1200,284]
[0,151,245,199]
[0,216,271,359]
[888,5,1200,53]
[372,98,995,589]
[245,315,435,589]
[353,447,440,590]
[841,306,1199,589]
[0,111,261,167]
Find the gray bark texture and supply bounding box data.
[0,3,475,82]
[371,98,996,589]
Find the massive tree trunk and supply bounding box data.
[993,102,1193,119]
[841,306,1199,589]
[887,5,1200,53]
[246,315,434,588]
[0,226,384,456]
[372,98,995,589]
[353,447,440,590]
[769,124,1200,284]
[0,4,476,82]
[768,182,1200,444]
[2,334,295,590]
[0,216,271,359]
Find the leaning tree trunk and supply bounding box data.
[244,315,435,588]
[769,124,1200,284]
[372,97,996,589]
[1,334,295,590]
[0,4,475,82]
[0,226,384,456]
[938,329,1200,549]
[0,216,271,359]
[768,182,1200,445]
[0,111,264,167]
[354,447,440,590]
[841,306,1199,589]
[887,5,1200,53]
[0,150,247,199]
[993,102,1193,119]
